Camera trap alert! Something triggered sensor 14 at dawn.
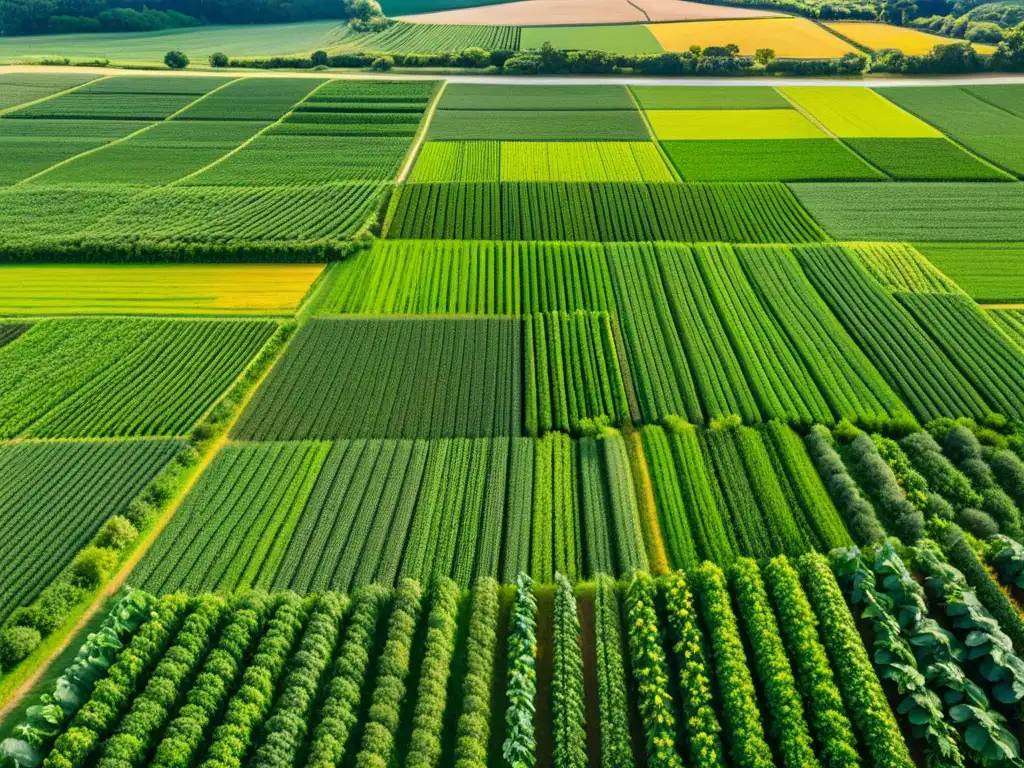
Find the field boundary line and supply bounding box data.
[11,77,242,187]
[396,79,447,184]
[875,90,1018,180]
[0,321,298,723]
[775,87,894,180]
[0,73,112,117]
[626,85,681,182]
[169,77,332,187]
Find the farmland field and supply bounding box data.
[0,264,324,315]
[826,21,998,53]
[9,77,1024,768]
[647,17,859,57]
[0,439,181,623]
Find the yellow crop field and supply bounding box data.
[779,86,942,138]
[826,22,997,55]
[646,17,858,58]
[647,108,827,140]
[0,264,325,315]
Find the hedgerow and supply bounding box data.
[251,593,347,768]
[96,595,227,768]
[453,578,500,768]
[150,593,272,768]
[198,593,309,768]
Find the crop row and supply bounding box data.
[334,21,521,54]
[9,551,937,768]
[0,439,181,625]
[234,317,523,440]
[130,431,650,594]
[384,182,828,243]
[643,419,852,571]
[0,317,276,438]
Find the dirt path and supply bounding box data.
[4,63,1024,86]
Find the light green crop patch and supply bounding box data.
[647,109,826,140]
[779,87,942,138]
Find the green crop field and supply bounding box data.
[519,24,664,54]
[8,77,1024,768]
[916,242,1024,302]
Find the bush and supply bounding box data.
[311,49,328,66]
[456,47,489,67]
[164,50,189,69]
[68,546,120,590]
[966,21,1003,42]
[94,516,139,551]
[370,55,393,71]
[209,51,229,67]
[958,508,999,538]
[0,626,42,670]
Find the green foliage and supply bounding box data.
[663,139,882,182]
[197,594,308,768]
[625,572,683,768]
[0,626,41,671]
[233,318,522,441]
[551,574,586,768]
[763,556,860,768]
[831,546,966,768]
[659,571,725,768]
[150,593,271,768]
[798,552,915,768]
[96,595,227,768]
[805,425,886,545]
[730,558,819,768]
[305,587,388,768]
[593,576,632,768]
[453,578,499,768]
[504,574,537,768]
[693,563,773,768]
[405,579,460,768]
[845,432,926,542]
[355,580,422,768]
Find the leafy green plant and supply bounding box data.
[503,574,537,768]
[593,576,631,768]
[552,574,585,768]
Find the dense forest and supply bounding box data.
[0,0,365,35]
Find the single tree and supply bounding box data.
[755,47,777,66]
[164,50,189,69]
[209,51,229,67]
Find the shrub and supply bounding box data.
[94,516,138,551]
[0,625,42,669]
[164,50,189,69]
[311,49,328,66]
[68,546,119,590]
[209,51,229,67]
[370,56,393,71]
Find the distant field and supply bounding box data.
[826,21,997,54]
[333,21,520,52]
[647,17,858,57]
[790,182,1024,241]
[915,242,1024,302]
[439,84,636,110]
[427,109,649,141]
[631,85,790,110]
[0,73,97,111]
[398,0,783,24]
[520,24,663,54]
[0,264,324,315]
[647,108,825,140]
[663,139,883,181]
[843,138,1010,180]
[0,21,347,64]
